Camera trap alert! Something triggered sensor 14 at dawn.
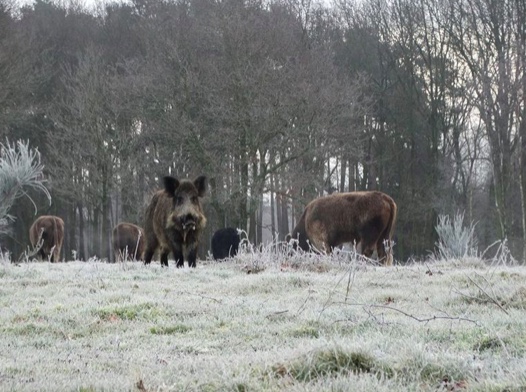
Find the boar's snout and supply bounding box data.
[181,213,197,230]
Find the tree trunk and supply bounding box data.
[257,195,263,245]
[518,0,526,263]
[276,191,282,240]
[340,153,347,193]
[280,192,289,239]
[67,202,76,261]
[247,161,258,244]
[348,158,355,192]
[270,173,276,242]
[77,202,86,261]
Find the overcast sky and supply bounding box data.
[14,0,130,12]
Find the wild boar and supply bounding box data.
[143,175,207,267]
[211,227,240,260]
[29,215,65,262]
[288,191,397,265]
[112,222,145,262]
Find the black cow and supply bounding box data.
[211,228,240,260]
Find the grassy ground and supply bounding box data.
[1,250,525,391]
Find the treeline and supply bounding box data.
[1,0,525,262]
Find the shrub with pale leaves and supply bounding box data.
[0,139,50,235]
[434,212,478,260]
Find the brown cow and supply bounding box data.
[112,222,145,262]
[29,215,65,262]
[143,175,207,268]
[288,191,397,265]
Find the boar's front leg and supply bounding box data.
[160,250,169,267]
[172,245,184,268]
[187,247,197,268]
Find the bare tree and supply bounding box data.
[447,0,524,257]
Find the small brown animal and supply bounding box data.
[288,191,397,265]
[143,176,207,267]
[112,222,145,262]
[29,215,65,262]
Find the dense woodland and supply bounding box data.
[1,0,525,262]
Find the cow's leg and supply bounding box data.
[53,245,60,262]
[356,241,363,255]
[376,241,386,263]
[355,234,378,263]
[359,221,385,262]
[376,239,392,266]
[362,243,374,259]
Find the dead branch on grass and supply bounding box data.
[181,291,222,303]
[464,275,509,316]
[296,289,316,316]
[332,301,480,326]
[266,310,289,318]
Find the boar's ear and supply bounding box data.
[194,176,207,197]
[163,176,180,197]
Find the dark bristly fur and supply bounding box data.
[112,222,145,262]
[29,215,65,262]
[289,191,397,265]
[143,176,207,268]
[211,228,240,261]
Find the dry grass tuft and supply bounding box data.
[272,348,392,382]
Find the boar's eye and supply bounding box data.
[175,196,184,205]
[191,196,198,204]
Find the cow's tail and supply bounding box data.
[28,227,46,259]
[53,217,65,262]
[383,197,397,265]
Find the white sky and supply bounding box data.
[13,0,130,12]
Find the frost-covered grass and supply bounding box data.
[1,250,526,391]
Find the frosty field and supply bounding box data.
[1,253,525,391]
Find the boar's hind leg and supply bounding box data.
[143,245,156,265]
[143,236,158,265]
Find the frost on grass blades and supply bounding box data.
[232,230,368,274]
[1,249,526,391]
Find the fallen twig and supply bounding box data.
[182,291,222,303]
[465,275,509,316]
[266,310,289,318]
[333,301,480,325]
